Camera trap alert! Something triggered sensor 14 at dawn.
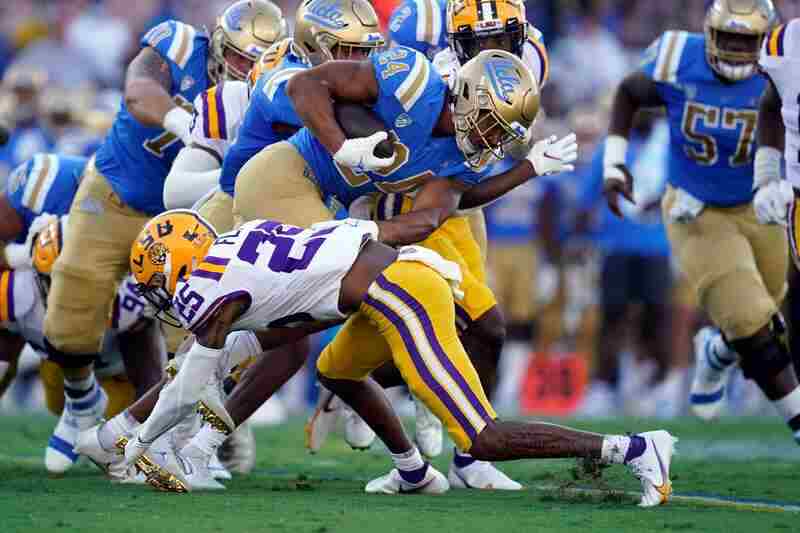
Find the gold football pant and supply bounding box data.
[39,360,135,417]
[317,261,497,451]
[663,186,787,340]
[44,159,151,359]
[232,141,333,229]
[488,241,538,324]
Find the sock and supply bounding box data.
[773,387,800,442]
[187,423,229,457]
[392,447,427,484]
[600,435,645,464]
[98,410,140,451]
[64,373,100,416]
[453,448,477,468]
[707,333,738,370]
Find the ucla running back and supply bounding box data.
[41,1,279,444]
[604,0,800,441]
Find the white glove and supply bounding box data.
[754,180,794,226]
[333,132,396,172]
[163,106,194,146]
[526,133,578,176]
[668,187,705,223]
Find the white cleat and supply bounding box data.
[75,422,127,480]
[208,454,232,480]
[343,407,375,450]
[219,421,256,474]
[447,458,522,490]
[413,396,442,458]
[365,465,450,495]
[690,327,736,421]
[45,408,79,475]
[626,430,678,507]
[134,438,226,493]
[305,387,341,454]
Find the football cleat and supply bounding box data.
[127,437,225,493]
[75,422,127,480]
[208,454,232,480]
[413,395,443,458]
[365,465,450,495]
[625,430,678,507]
[218,421,256,474]
[305,386,341,454]
[343,407,375,450]
[45,408,79,475]
[690,326,736,420]
[447,458,522,490]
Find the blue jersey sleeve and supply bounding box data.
[639,31,693,101]
[388,0,446,57]
[141,20,204,91]
[4,159,31,220]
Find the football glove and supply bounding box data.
[754,180,794,226]
[526,133,578,177]
[334,132,396,172]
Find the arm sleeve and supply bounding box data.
[163,146,222,209]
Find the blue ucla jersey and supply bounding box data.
[219,53,308,196]
[388,0,448,59]
[5,154,86,242]
[641,31,765,206]
[94,20,211,215]
[0,124,54,184]
[290,47,486,209]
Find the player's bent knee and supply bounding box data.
[730,314,791,382]
[703,271,777,340]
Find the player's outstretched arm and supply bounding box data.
[604,71,664,218]
[286,60,379,155]
[753,78,792,225]
[125,47,192,142]
[376,179,465,246]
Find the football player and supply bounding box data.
[604,0,800,440]
[0,153,86,271]
[737,16,800,442]
[0,217,165,474]
[40,1,278,446]
[117,210,675,507]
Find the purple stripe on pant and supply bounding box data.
[363,293,478,442]
[375,275,494,424]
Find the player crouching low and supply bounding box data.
[113,210,676,506]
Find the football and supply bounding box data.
[334,102,395,159]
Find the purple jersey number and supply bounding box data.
[236,221,332,273]
[174,283,206,323]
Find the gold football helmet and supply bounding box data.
[31,216,66,300]
[247,38,306,89]
[447,0,527,65]
[130,210,217,322]
[293,0,385,63]
[210,0,289,82]
[705,0,776,80]
[452,50,539,169]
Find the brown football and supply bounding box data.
[334,102,395,159]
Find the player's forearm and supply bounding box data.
[459,161,535,210]
[163,147,222,209]
[377,207,450,246]
[608,72,663,139]
[119,320,165,398]
[286,71,346,154]
[757,80,785,151]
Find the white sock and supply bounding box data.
[187,423,229,456]
[600,435,631,465]
[99,410,140,451]
[709,333,738,367]
[774,387,800,423]
[391,447,425,472]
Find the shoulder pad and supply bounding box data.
[374,47,434,112]
[649,30,690,83]
[142,20,199,70]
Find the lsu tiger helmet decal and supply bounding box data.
[452,49,539,168]
[294,0,385,63]
[704,0,776,80]
[211,0,289,82]
[31,215,66,300]
[130,210,217,324]
[447,0,527,65]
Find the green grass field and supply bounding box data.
[2,414,799,533]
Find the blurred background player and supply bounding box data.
[604,0,800,442]
[40,1,279,451]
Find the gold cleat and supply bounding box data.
[115,436,188,493]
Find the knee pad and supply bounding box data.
[730,314,791,382]
[43,338,96,368]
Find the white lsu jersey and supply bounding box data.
[759,19,800,187]
[174,219,376,333]
[189,80,251,163]
[432,28,549,90]
[0,270,151,377]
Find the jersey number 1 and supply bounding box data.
[143,95,193,157]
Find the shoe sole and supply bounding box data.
[116,437,188,493]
